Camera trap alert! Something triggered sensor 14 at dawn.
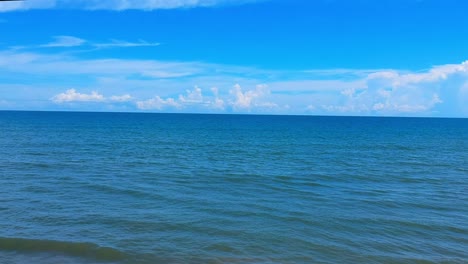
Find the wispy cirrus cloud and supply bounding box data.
[93,39,160,48]
[0,0,55,12]
[0,0,261,11]
[39,36,159,49]
[42,36,87,48]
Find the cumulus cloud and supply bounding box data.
[210,87,225,110]
[324,83,444,115]
[305,105,316,111]
[135,85,278,111]
[136,86,209,110]
[2,46,468,116]
[52,89,104,103]
[229,84,273,110]
[315,61,468,115]
[51,89,133,103]
[136,96,180,110]
[178,86,203,104]
[0,0,258,11]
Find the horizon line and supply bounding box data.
[0,109,466,119]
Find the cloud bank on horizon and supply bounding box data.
[1,43,467,116]
[1,0,467,117]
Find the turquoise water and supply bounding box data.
[0,111,467,263]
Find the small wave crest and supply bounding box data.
[0,237,127,263]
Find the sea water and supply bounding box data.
[0,111,467,263]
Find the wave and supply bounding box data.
[0,237,127,263]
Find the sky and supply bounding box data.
[0,0,468,117]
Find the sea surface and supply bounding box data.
[0,111,467,264]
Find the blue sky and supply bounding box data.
[1,0,467,117]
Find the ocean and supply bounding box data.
[0,111,467,264]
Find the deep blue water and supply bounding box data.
[0,111,467,263]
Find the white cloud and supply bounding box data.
[179,86,203,104]
[141,70,194,79]
[42,36,86,48]
[210,87,225,110]
[135,85,280,112]
[367,62,468,87]
[305,105,316,111]
[136,96,180,110]
[38,36,159,49]
[0,51,43,67]
[52,89,104,103]
[229,84,270,110]
[324,70,450,115]
[0,0,55,12]
[256,101,278,109]
[51,89,134,104]
[313,61,468,115]
[458,82,468,115]
[0,0,258,11]
[2,47,468,116]
[0,50,206,77]
[368,94,443,114]
[137,86,223,110]
[110,94,133,102]
[93,39,160,48]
